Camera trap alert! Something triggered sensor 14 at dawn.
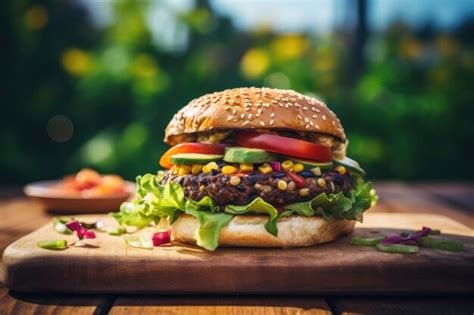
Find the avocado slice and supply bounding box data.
[284,157,333,170]
[333,157,366,176]
[170,153,223,165]
[224,147,276,164]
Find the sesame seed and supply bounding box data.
[305,124,310,129]
[243,120,250,126]
[312,115,317,119]
[269,119,274,125]
[270,112,275,118]
[240,113,245,119]
[232,109,237,115]
[304,117,309,123]
[248,113,253,119]
[322,115,327,120]
[227,116,233,121]
[260,121,265,127]
[303,106,308,110]
[297,115,302,120]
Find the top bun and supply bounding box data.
[164,87,346,146]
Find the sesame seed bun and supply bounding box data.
[164,87,346,146]
[172,214,355,248]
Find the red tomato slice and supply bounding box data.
[159,143,228,169]
[236,131,333,162]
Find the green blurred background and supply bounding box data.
[1,0,473,184]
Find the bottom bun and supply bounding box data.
[172,214,355,248]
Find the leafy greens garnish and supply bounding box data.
[111,173,377,250]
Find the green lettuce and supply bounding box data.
[225,198,279,236]
[284,182,377,222]
[184,209,233,251]
[112,172,378,251]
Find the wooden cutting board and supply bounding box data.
[1,212,473,294]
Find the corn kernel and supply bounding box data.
[277,180,287,191]
[311,167,322,176]
[178,165,191,176]
[317,178,326,187]
[239,163,254,172]
[202,162,219,174]
[199,185,205,192]
[230,176,241,186]
[222,165,238,175]
[171,165,179,175]
[191,164,203,175]
[281,160,294,172]
[293,163,304,173]
[258,163,273,174]
[299,188,310,197]
[335,165,346,175]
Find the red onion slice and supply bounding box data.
[152,230,171,246]
[269,162,281,172]
[382,227,432,245]
[84,230,96,239]
[65,220,81,232]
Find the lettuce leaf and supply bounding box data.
[112,172,378,250]
[184,209,233,251]
[112,174,185,227]
[225,198,279,236]
[284,182,377,222]
[112,202,155,228]
[185,196,218,213]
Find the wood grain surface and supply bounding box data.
[0,285,112,315]
[109,296,332,315]
[2,212,473,294]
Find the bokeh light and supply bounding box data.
[46,115,74,143]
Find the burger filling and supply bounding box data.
[161,170,354,207]
[114,130,377,251]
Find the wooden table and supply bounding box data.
[0,182,473,314]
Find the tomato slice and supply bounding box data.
[159,143,228,169]
[236,131,333,162]
[287,172,306,188]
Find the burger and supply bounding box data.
[115,87,377,250]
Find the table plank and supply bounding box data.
[417,183,474,212]
[109,296,332,315]
[373,182,474,228]
[327,295,474,315]
[0,286,113,315]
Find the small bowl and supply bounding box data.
[24,180,135,213]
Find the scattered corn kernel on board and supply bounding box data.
[1,212,473,294]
